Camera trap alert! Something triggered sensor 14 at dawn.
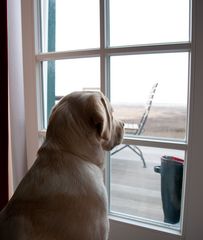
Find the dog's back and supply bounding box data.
[0,151,109,240]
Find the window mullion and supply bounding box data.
[106,43,191,56]
[100,0,108,94]
[123,137,187,151]
[36,49,100,61]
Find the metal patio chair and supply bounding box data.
[111,83,158,168]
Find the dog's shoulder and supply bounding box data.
[60,153,106,197]
[13,152,105,199]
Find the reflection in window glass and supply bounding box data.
[110,0,190,46]
[42,57,100,127]
[110,145,185,229]
[110,53,189,140]
[40,0,99,52]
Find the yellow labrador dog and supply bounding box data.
[0,91,124,240]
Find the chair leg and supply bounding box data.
[128,145,147,168]
[111,144,128,155]
[111,144,147,168]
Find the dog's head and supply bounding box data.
[46,91,124,157]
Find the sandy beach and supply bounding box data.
[113,104,187,139]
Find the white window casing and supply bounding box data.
[21,0,203,239]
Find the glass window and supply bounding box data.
[110,145,185,228]
[34,0,191,235]
[109,0,190,46]
[42,57,100,127]
[40,0,100,52]
[110,53,189,140]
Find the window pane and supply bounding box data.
[110,145,185,229]
[109,0,190,46]
[42,57,100,127]
[40,0,100,52]
[110,53,189,140]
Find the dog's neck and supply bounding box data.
[38,135,106,169]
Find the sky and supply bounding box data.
[42,0,190,106]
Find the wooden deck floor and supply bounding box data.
[110,145,184,223]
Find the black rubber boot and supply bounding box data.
[154,156,184,224]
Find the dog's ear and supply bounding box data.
[46,101,68,141]
[88,94,112,140]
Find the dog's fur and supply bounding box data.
[0,91,124,240]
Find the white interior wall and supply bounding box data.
[7,0,27,193]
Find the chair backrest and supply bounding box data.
[136,82,158,135]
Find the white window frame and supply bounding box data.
[21,0,203,239]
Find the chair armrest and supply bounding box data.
[124,123,139,134]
